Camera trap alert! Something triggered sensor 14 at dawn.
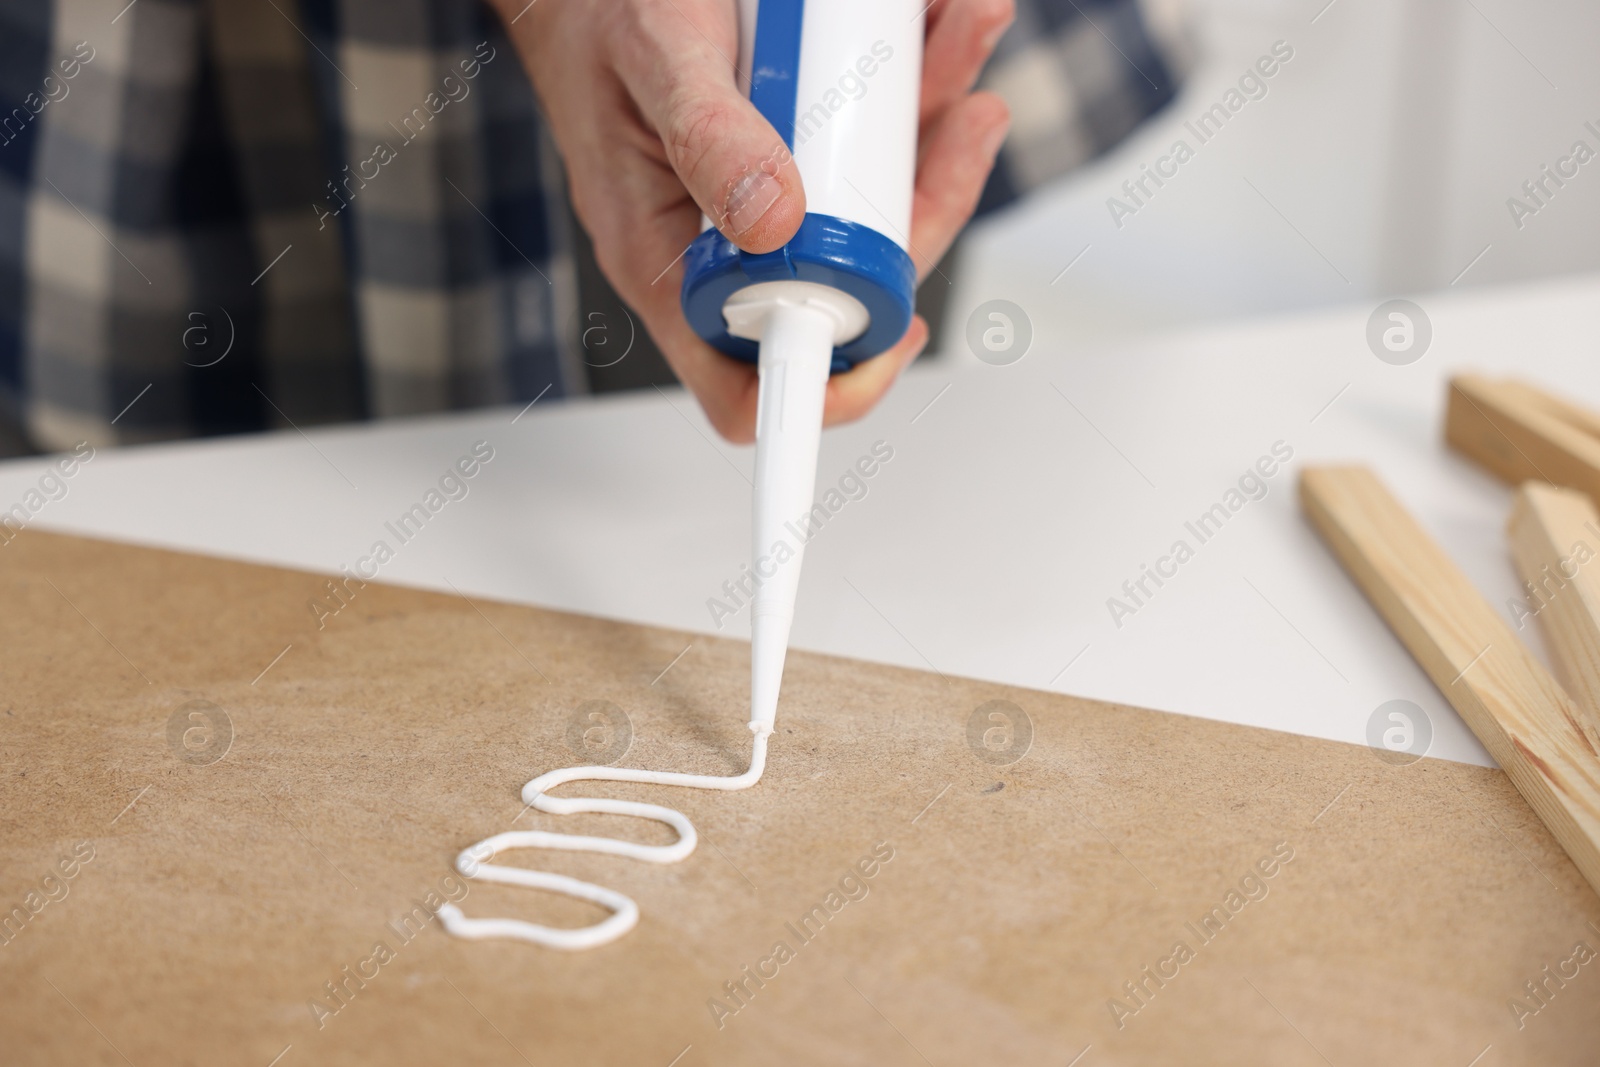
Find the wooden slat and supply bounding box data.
[1301,465,1600,894]
[1509,481,1600,729]
[1503,377,1600,444]
[1446,374,1600,502]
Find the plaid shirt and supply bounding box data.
[0,0,1181,451]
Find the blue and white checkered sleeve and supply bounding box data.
[975,0,1189,216]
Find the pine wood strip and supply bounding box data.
[1301,465,1600,895]
[1446,374,1600,501]
[1508,481,1600,733]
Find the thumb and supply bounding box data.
[616,16,806,253]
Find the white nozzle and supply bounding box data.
[749,299,837,729]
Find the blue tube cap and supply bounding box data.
[680,212,916,374]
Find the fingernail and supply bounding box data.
[723,168,782,236]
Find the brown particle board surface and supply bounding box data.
[1,529,1597,1065]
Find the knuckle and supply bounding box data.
[828,404,870,429]
[663,93,736,187]
[709,406,756,443]
[825,388,875,428]
[981,0,1016,28]
[972,88,1011,126]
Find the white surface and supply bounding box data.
[7,272,1600,768]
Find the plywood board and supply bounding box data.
[1,530,1597,1065]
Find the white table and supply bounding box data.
[7,271,1599,768]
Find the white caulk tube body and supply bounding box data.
[681,0,924,726]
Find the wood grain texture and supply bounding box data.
[1509,482,1600,730]
[2,528,1599,1066]
[1301,466,1600,899]
[1446,374,1600,501]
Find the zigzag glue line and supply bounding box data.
[439,722,772,950]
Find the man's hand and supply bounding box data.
[498,0,1013,442]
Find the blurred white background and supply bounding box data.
[954,0,1600,342]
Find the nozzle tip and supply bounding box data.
[750,610,790,730]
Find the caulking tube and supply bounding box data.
[439,0,923,952]
[682,0,924,729]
